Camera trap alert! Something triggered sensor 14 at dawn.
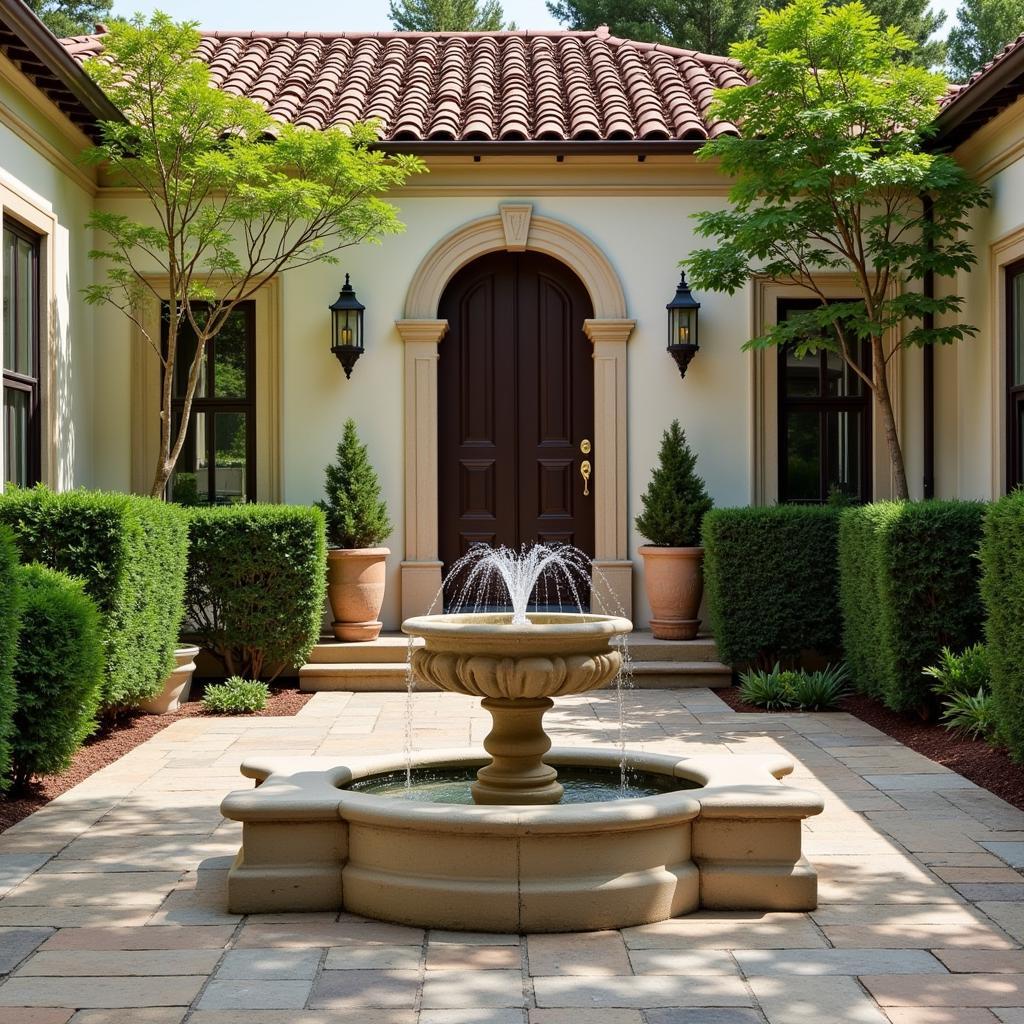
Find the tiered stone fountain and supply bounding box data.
[222,545,823,932]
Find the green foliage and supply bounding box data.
[389,0,510,30]
[186,504,326,681]
[0,528,21,788]
[923,643,991,698]
[703,505,842,667]
[318,420,393,550]
[947,0,1024,80]
[0,486,188,709]
[9,564,103,790]
[81,14,423,497]
[202,676,269,714]
[940,689,997,740]
[635,421,712,547]
[838,501,986,713]
[980,492,1024,759]
[25,0,111,39]
[684,0,989,499]
[739,662,849,710]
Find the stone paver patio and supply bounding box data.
[1,687,1024,1023]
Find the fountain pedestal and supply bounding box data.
[474,697,563,804]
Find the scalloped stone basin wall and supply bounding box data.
[221,747,824,933]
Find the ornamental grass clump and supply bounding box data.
[738,663,849,712]
[318,419,392,549]
[924,644,997,741]
[202,676,269,715]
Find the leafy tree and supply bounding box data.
[863,0,946,66]
[635,420,713,547]
[389,0,509,30]
[25,0,111,39]
[318,419,392,549]
[947,0,1024,80]
[683,0,988,500]
[81,14,423,499]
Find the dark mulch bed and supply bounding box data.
[0,681,312,833]
[717,684,1024,813]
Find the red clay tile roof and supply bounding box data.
[60,26,746,143]
[940,31,1024,112]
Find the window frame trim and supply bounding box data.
[1006,257,1024,491]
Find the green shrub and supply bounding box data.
[738,662,848,711]
[703,505,841,667]
[980,491,1024,759]
[9,564,103,789]
[318,419,392,549]
[635,420,712,547]
[839,500,986,714]
[939,689,997,740]
[0,487,189,709]
[923,644,991,699]
[739,664,795,710]
[186,504,326,680]
[0,527,21,786]
[202,675,269,714]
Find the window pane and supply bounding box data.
[214,311,248,398]
[1014,272,1024,387]
[785,348,819,397]
[825,349,863,397]
[2,230,14,371]
[825,410,863,501]
[214,411,247,504]
[785,410,820,502]
[169,410,210,504]
[15,237,34,376]
[3,386,29,487]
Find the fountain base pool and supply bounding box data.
[221,746,823,933]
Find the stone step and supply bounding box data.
[627,661,733,690]
[625,631,720,663]
[307,635,422,664]
[298,662,438,692]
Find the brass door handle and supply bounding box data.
[580,460,591,496]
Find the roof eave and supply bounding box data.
[373,139,710,156]
[933,49,1024,148]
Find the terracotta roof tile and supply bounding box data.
[60,27,745,143]
[940,31,1024,112]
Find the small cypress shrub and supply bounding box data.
[839,500,986,713]
[980,492,1024,759]
[0,527,21,787]
[635,420,713,547]
[317,419,392,549]
[9,564,103,790]
[186,504,326,680]
[0,486,188,709]
[703,505,841,667]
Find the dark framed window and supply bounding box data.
[162,302,256,504]
[1007,260,1024,491]
[777,298,873,504]
[2,220,41,489]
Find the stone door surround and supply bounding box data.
[396,204,636,620]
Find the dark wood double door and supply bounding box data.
[438,251,595,600]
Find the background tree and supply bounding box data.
[389,0,510,30]
[947,0,1024,80]
[26,0,111,38]
[546,0,944,65]
[684,0,988,500]
[82,14,422,499]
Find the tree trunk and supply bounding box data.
[872,337,910,500]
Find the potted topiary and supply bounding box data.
[635,420,713,640]
[318,419,393,642]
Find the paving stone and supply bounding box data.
[0,856,52,898]
[823,924,1016,949]
[622,914,827,950]
[1,1010,73,1024]
[0,975,204,1008]
[864,775,978,792]
[977,903,1024,943]
[236,921,424,948]
[15,950,222,976]
[429,930,521,945]
[529,1012,644,1024]
[628,950,738,975]
[1,873,180,908]
[981,844,1024,869]
[39,926,234,951]
[936,951,1024,974]
[749,975,888,1023]
[421,968,525,1007]
[883,1010,1000,1023]
[198,980,313,1010]
[214,947,321,980]
[863,974,1024,1007]
[532,975,751,1009]
[0,927,53,974]
[188,1014,415,1024]
[428,944,520,970]
[324,945,421,970]
[69,1012,186,1024]
[310,969,420,1009]
[811,905,984,926]
[954,885,1024,901]
[527,932,630,976]
[643,1012,767,1024]
[995,1012,1024,1023]
[734,949,946,976]
[932,868,1023,883]
[421,1011,526,1023]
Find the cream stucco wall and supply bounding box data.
[0,56,98,490]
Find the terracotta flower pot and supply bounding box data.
[327,547,390,642]
[140,645,200,715]
[638,545,704,641]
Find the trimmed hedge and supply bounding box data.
[702,505,842,667]
[838,500,986,713]
[9,564,103,789]
[0,527,21,787]
[980,491,1024,760]
[0,487,189,708]
[186,504,326,680]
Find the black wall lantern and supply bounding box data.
[667,271,701,379]
[330,274,365,379]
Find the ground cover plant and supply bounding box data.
[202,676,270,714]
[738,663,850,711]
[924,643,996,740]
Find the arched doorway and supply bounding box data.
[437,250,595,601]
